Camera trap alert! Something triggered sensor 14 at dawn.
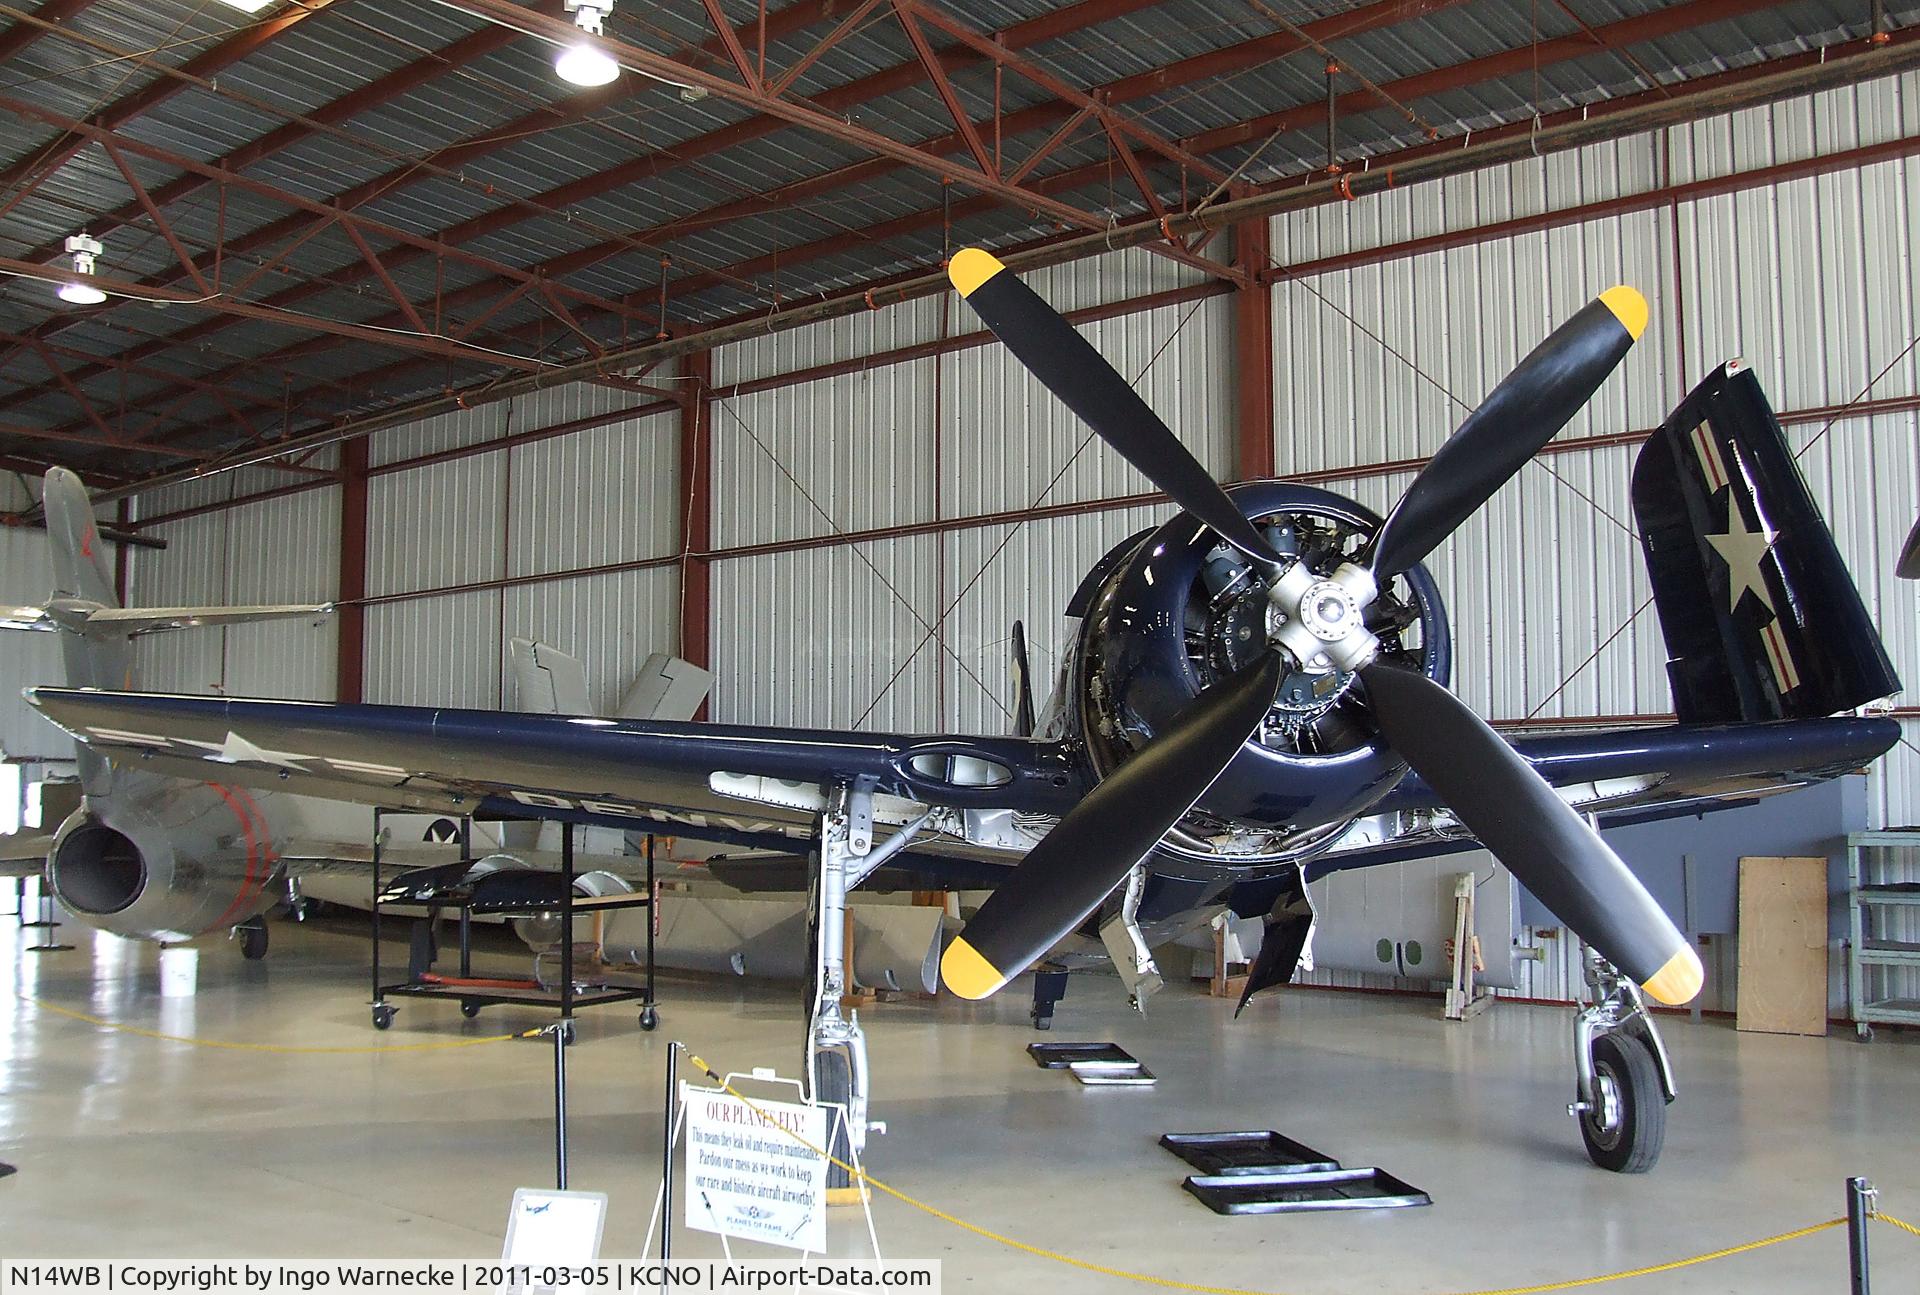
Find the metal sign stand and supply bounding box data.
[642,1051,883,1270]
[551,1020,573,1190]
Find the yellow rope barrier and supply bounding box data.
[686,1053,1856,1295]
[20,995,545,1054]
[1878,1212,1920,1239]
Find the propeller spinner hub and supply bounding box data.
[1269,560,1380,675]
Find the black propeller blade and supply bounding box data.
[1368,288,1647,579]
[1359,661,1702,1005]
[941,653,1284,1000]
[1898,513,1920,580]
[948,248,1281,566]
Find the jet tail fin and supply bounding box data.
[1632,361,1900,722]
[509,637,594,716]
[42,466,119,608]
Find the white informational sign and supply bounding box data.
[682,1082,829,1253]
[502,1188,608,1264]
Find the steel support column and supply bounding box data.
[1231,214,1275,482]
[678,352,713,721]
[336,438,368,703]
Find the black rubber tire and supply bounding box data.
[460,1002,482,1019]
[240,924,268,961]
[1580,1031,1666,1173]
[372,1006,395,1031]
[639,1006,659,1032]
[812,1047,855,1191]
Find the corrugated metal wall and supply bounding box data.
[707,248,1229,732]
[126,470,340,700]
[360,386,681,714]
[1272,71,1920,827]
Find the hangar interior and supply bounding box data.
[4,0,1920,1288]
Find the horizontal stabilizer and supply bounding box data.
[1,606,57,632]
[75,603,334,636]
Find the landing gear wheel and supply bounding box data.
[372,1004,396,1031]
[1580,1032,1666,1173]
[639,1006,659,1032]
[240,922,268,961]
[460,1002,482,1019]
[812,1047,854,1191]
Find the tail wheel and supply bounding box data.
[239,922,268,961]
[812,1047,854,1191]
[1580,1031,1666,1173]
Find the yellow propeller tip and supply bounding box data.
[940,936,1008,1000]
[1641,945,1704,1006]
[948,247,1005,299]
[1599,285,1649,341]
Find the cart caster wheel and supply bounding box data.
[372,1005,396,1031]
[639,1007,659,1032]
[461,1002,482,1019]
[1579,1032,1666,1173]
[239,922,268,961]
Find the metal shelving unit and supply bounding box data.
[370,808,657,1032]
[1846,829,1920,1039]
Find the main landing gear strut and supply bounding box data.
[1569,945,1675,1173]
[805,780,929,1194]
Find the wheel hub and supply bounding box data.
[1268,559,1382,675]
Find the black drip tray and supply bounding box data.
[1183,1167,1431,1216]
[1028,1041,1138,1070]
[1160,1131,1342,1176]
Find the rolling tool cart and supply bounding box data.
[369,808,658,1031]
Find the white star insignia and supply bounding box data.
[178,731,312,771]
[1705,496,1778,616]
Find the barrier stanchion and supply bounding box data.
[551,1020,572,1190]
[1848,1176,1877,1295]
[661,1042,679,1292]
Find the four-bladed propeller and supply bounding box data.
[940,246,1703,1009]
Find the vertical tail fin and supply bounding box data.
[42,466,119,609]
[1632,362,1900,722]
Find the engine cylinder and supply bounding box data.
[1074,481,1451,880]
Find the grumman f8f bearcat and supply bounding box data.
[30,249,1900,1177]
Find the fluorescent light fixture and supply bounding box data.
[57,232,106,306]
[556,0,618,86]
[212,0,275,11]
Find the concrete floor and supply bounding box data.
[4,905,1919,1293]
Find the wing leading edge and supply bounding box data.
[27,689,1084,854]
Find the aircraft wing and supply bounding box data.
[1,606,57,632]
[27,688,1081,855]
[0,831,52,876]
[78,603,333,635]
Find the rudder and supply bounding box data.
[1631,361,1899,723]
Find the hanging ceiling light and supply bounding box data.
[555,0,619,87]
[56,233,106,306]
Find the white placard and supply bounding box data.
[502,1188,608,1263]
[682,1082,829,1253]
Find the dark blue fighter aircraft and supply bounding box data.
[27,248,1900,1175]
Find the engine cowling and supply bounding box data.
[47,771,284,941]
[1074,481,1451,880]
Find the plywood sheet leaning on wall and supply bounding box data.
[1737,856,1828,1036]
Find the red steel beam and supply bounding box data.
[0,0,346,207]
[1230,213,1275,482]
[305,0,1796,409]
[93,0,1449,429]
[678,352,713,721]
[0,0,93,65]
[335,437,368,703]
